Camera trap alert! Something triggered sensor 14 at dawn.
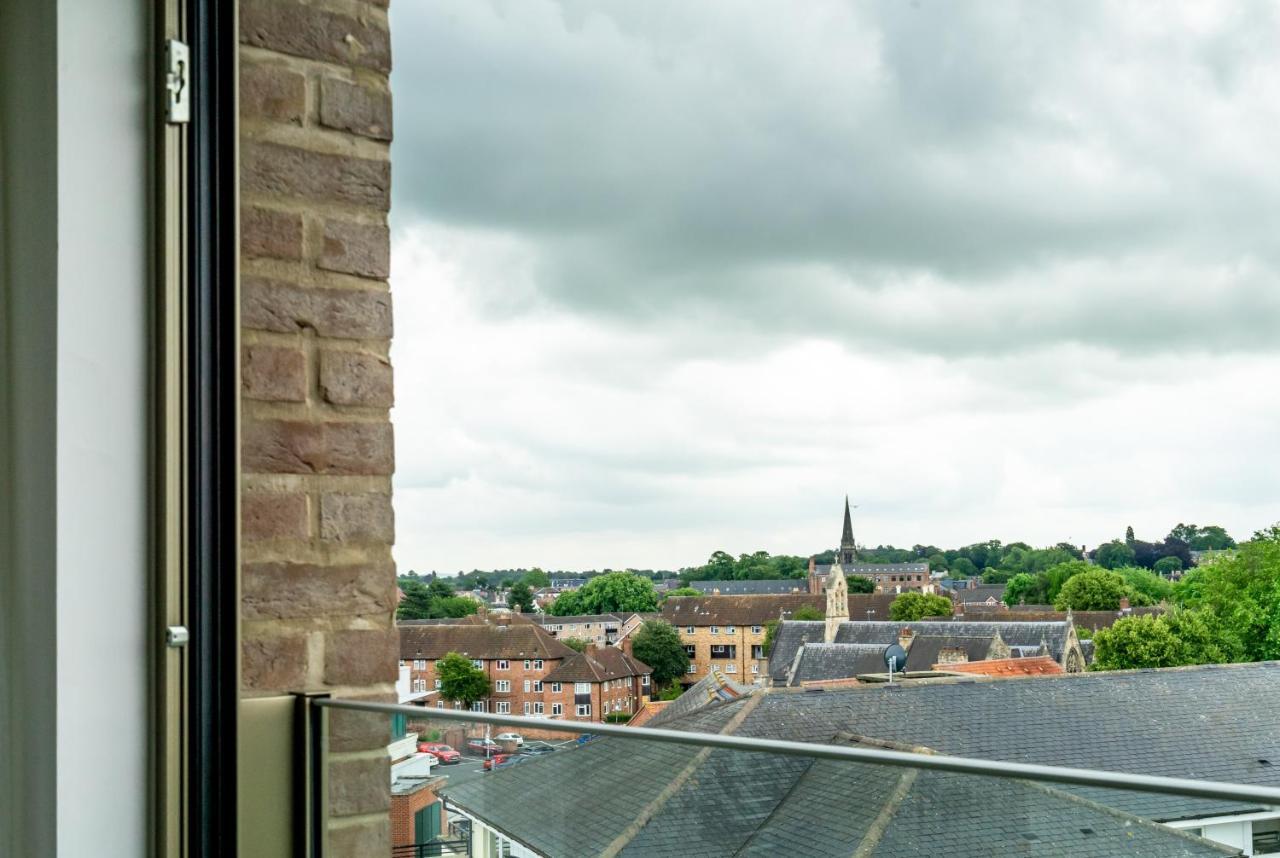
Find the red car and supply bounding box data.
[418,742,461,764]
[482,753,512,771]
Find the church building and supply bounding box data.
[807,498,935,595]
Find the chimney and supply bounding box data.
[1119,597,1131,614]
[898,627,914,650]
[494,614,511,627]
[808,556,816,575]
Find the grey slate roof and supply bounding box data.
[766,621,826,682]
[834,619,1072,664]
[950,584,1007,604]
[789,643,887,684]
[901,633,999,671]
[646,668,755,728]
[813,561,930,577]
[689,579,809,595]
[442,663,1275,857]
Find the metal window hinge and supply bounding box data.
[165,39,190,124]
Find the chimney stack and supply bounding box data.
[1119,597,1131,614]
[898,627,914,650]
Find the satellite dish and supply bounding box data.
[884,644,907,673]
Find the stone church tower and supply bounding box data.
[839,496,857,565]
[825,562,849,643]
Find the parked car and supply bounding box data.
[418,742,461,764]
[494,731,524,747]
[482,753,513,771]
[465,737,502,756]
[519,742,555,756]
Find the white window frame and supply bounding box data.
[534,702,545,715]
[523,679,531,692]
[726,625,735,634]
[551,682,562,693]
[534,659,544,670]
[523,702,531,715]
[497,659,509,670]
[523,660,531,670]
[711,626,719,635]
[725,663,736,674]
[574,682,591,694]
[496,702,511,714]
[472,659,483,669]
[434,679,442,689]
[495,680,510,693]
[533,680,544,692]
[752,625,762,635]
[552,703,563,716]
[576,704,591,717]
[470,701,485,712]
[687,663,696,674]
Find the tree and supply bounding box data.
[1091,611,1233,671]
[663,587,703,599]
[1173,526,1280,661]
[847,575,875,594]
[1094,540,1136,570]
[1054,569,1129,611]
[521,568,551,588]
[792,604,823,621]
[889,592,952,621]
[1113,566,1170,605]
[1153,556,1183,577]
[1125,526,1136,545]
[549,572,659,615]
[763,620,781,657]
[949,557,978,578]
[561,637,589,652]
[630,620,689,688]
[1003,573,1046,606]
[435,596,480,618]
[397,577,479,620]
[436,652,490,707]
[507,582,535,612]
[397,578,436,620]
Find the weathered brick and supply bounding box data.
[241,205,303,260]
[319,219,390,279]
[329,817,390,856]
[242,277,393,340]
[329,692,397,752]
[319,76,391,141]
[319,351,393,408]
[242,140,390,210]
[324,628,399,686]
[329,756,391,816]
[243,419,394,475]
[320,492,394,543]
[242,630,309,691]
[242,562,396,620]
[241,0,391,73]
[239,60,305,124]
[241,344,307,402]
[242,491,309,542]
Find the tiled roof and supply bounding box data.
[975,605,1166,631]
[950,585,1006,604]
[397,622,576,660]
[443,663,1276,856]
[789,643,886,685]
[689,579,810,595]
[935,655,1064,676]
[662,593,896,628]
[834,620,1073,664]
[901,633,999,671]
[646,668,754,728]
[543,647,651,684]
[626,699,671,727]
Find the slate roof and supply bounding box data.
[662,593,896,628]
[950,584,1007,604]
[834,620,1073,664]
[543,647,651,684]
[974,605,1166,631]
[789,643,886,685]
[442,663,1277,856]
[645,668,755,728]
[813,562,930,577]
[398,622,577,660]
[901,633,999,671]
[766,621,826,682]
[689,579,810,595]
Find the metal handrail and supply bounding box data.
[315,697,1280,808]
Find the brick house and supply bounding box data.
[661,593,897,686]
[543,647,652,721]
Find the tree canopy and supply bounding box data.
[1173,528,1280,661]
[506,582,535,613]
[792,604,824,621]
[662,587,703,599]
[846,575,875,594]
[630,620,689,688]
[548,572,659,615]
[436,652,490,706]
[397,578,480,621]
[1090,611,1232,670]
[1093,540,1136,570]
[1053,569,1131,610]
[888,592,952,621]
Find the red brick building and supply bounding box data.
[544,647,652,721]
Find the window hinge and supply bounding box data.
[165,39,190,124]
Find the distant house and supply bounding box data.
[543,647,652,721]
[441,662,1280,856]
[530,613,628,648]
[689,579,809,596]
[949,583,1007,607]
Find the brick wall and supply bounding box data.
[238,0,397,853]
[678,624,767,684]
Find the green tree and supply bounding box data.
[1153,556,1183,577]
[1002,573,1043,606]
[889,592,953,621]
[847,575,875,594]
[1091,611,1233,671]
[1125,525,1136,545]
[397,578,436,620]
[663,587,703,599]
[561,637,589,653]
[792,604,823,621]
[1094,540,1136,570]
[521,568,551,588]
[1054,569,1129,611]
[630,620,689,688]
[436,652,490,707]
[763,619,781,657]
[549,572,659,615]
[1113,566,1171,604]
[949,557,978,578]
[1173,527,1280,661]
[507,582,535,612]
[436,596,480,618]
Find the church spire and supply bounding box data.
[839,496,857,565]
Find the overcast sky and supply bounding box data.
[388,1,1280,574]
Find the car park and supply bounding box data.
[465,737,503,756]
[494,731,524,746]
[482,753,513,771]
[418,742,461,764]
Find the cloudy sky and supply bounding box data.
[388,0,1280,574]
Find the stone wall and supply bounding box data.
[238,0,397,852]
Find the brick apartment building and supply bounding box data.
[806,498,936,594]
[399,620,651,721]
[661,593,897,686]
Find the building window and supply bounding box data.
[725,663,736,673]
[574,682,591,694]
[642,675,650,687]
[602,680,609,691]
[576,704,592,717]
[413,659,426,670]
[534,703,544,715]
[551,682,562,693]
[413,679,426,692]
[711,626,719,635]
[683,644,696,658]
[437,701,445,710]
[497,659,509,670]
[524,660,531,670]
[751,645,764,659]
[533,680,544,692]
[552,703,563,716]
[534,659,544,670]
[752,663,759,674]
[523,702,531,715]
[686,626,694,634]
[472,659,483,669]
[496,702,511,714]
[687,664,696,674]
[470,701,485,712]
[523,680,531,692]
[434,679,442,689]
[495,680,510,692]
[726,625,735,634]
[752,625,762,635]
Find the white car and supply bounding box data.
[494,732,524,747]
